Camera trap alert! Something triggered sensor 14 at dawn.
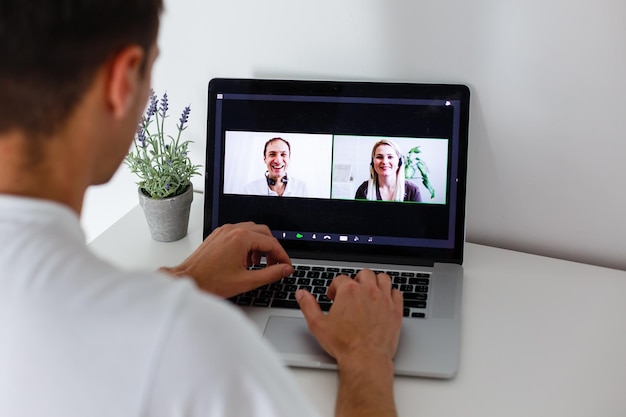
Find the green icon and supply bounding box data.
[295,233,304,239]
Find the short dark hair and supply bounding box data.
[0,0,163,137]
[263,137,291,156]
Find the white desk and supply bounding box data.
[90,195,626,417]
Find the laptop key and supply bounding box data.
[394,276,407,284]
[312,286,326,294]
[259,290,274,299]
[282,277,296,285]
[274,291,289,300]
[272,299,300,310]
[236,297,252,306]
[319,302,332,312]
[284,284,298,292]
[404,300,427,309]
[404,292,427,301]
[253,298,271,307]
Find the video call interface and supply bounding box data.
[208,90,465,258]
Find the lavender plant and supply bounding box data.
[125,90,201,199]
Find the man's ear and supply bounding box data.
[106,45,145,119]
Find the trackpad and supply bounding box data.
[263,316,335,366]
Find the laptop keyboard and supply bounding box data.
[228,264,430,319]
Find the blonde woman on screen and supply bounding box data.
[354,139,422,202]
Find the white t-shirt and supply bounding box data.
[0,195,321,417]
[243,176,309,197]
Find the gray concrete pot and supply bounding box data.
[138,186,193,242]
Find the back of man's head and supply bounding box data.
[0,0,163,138]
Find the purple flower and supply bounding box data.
[178,106,191,130]
[159,92,169,117]
[136,124,147,148]
[146,90,158,120]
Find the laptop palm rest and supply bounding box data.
[263,316,337,367]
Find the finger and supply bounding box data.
[250,252,261,266]
[326,275,354,300]
[326,274,352,300]
[295,289,324,328]
[376,272,392,292]
[353,268,376,286]
[391,288,404,311]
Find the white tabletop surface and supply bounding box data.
[89,194,626,417]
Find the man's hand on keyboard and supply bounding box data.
[158,222,294,298]
[295,270,403,417]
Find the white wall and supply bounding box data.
[83,0,626,271]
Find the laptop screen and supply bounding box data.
[205,78,470,266]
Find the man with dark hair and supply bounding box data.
[0,2,403,417]
[0,1,162,137]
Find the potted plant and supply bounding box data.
[125,90,202,241]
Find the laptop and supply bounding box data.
[204,78,470,378]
